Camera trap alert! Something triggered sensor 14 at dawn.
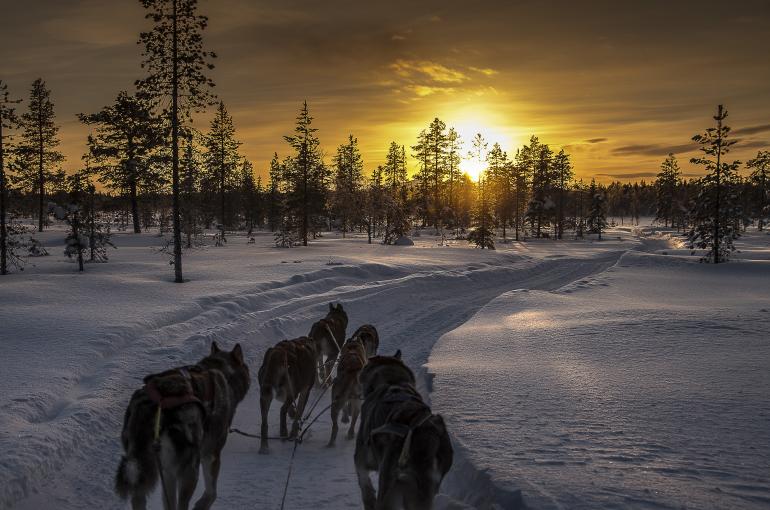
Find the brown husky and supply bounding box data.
[349,324,380,358]
[115,342,250,510]
[309,302,348,385]
[328,338,368,446]
[257,336,317,454]
[354,351,453,510]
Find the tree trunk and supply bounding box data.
[171,0,184,282]
[38,109,44,233]
[130,178,141,234]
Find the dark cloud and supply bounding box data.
[585,138,608,144]
[611,143,698,157]
[733,124,770,136]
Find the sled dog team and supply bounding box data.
[116,302,453,510]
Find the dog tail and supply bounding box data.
[115,395,159,499]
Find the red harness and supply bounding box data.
[144,367,213,411]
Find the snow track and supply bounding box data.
[3,248,623,509]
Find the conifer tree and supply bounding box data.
[746,150,769,230]
[688,105,741,263]
[331,134,364,237]
[202,101,241,234]
[486,143,510,240]
[180,133,202,247]
[79,91,165,233]
[137,0,216,282]
[0,81,21,275]
[468,171,495,249]
[283,101,325,246]
[587,178,607,240]
[553,149,573,239]
[654,153,681,227]
[14,79,64,232]
[267,152,283,232]
[411,129,431,226]
[239,161,261,234]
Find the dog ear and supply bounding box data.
[232,343,244,365]
[329,302,334,312]
[211,341,221,355]
[336,303,344,311]
[394,349,402,360]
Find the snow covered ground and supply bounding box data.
[1,223,767,509]
[429,229,770,509]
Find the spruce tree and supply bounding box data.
[1,81,21,275]
[267,152,283,232]
[688,105,741,263]
[411,129,431,227]
[587,178,607,240]
[202,101,241,234]
[746,150,769,230]
[331,134,364,237]
[654,153,681,227]
[239,161,261,234]
[79,91,165,233]
[283,101,325,246]
[137,0,216,282]
[468,171,495,250]
[553,149,573,239]
[15,79,64,232]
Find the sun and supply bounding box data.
[460,157,486,181]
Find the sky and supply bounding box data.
[1,0,769,182]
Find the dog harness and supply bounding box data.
[144,367,213,411]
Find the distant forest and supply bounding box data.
[1,0,768,278]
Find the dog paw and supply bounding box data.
[258,446,269,455]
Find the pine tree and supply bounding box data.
[746,150,769,230]
[654,153,681,227]
[137,0,216,282]
[239,161,261,234]
[283,101,326,246]
[267,152,283,232]
[331,134,364,237]
[411,129,431,227]
[202,101,241,236]
[688,105,741,263]
[553,149,573,239]
[468,171,495,250]
[179,133,202,248]
[486,143,510,240]
[14,79,64,232]
[587,178,607,240]
[79,91,165,233]
[0,81,21,275]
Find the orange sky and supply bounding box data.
[2,0,769,183]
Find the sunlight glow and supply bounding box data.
[461,157,486,181]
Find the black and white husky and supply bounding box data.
[115,342,250,510]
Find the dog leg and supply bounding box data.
[192,454,220,510]
[292,387,312,439]
[176,454,199,510]
[347,399,360,440]
[355,463,376,510]
[259,390,272,454]
[341,399,351,423]
[328,398,340,447]
[280,399,291,439]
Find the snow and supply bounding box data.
[1,222,767,509]
[429,230,770,509]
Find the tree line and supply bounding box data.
[1,1,768,278]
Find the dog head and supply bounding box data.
[206,341,251,402]
[360,350,414,396]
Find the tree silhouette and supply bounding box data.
[746,151,769,230]
[15,79,63,233]
[137,0,216,282]
[654,153,681,228]
[202,101,241,234]
[0,81,21,275]
[689,105,740,263]
[331,134,364,237]
[79,91,165,233]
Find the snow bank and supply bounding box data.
[429,248,770,509]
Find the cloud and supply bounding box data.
[733,124,770,136]
[596,172,657,178]
[611,142,698,157]
[585,138,608,143]
[390,59,468,84]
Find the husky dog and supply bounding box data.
[115,342,250,510]
[354,351,453,510]
[349,324,380,358]
[309,302,348,385]
[328,338,368,446]
[258,336,317,454]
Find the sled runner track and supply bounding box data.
[4,251,624,510]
